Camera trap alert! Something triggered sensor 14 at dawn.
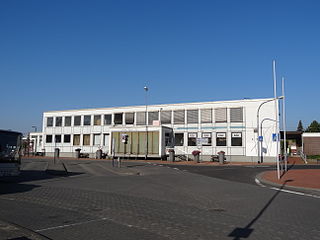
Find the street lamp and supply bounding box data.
[256,96,283,163]
[144,86,148,159]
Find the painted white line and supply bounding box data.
[255,178,266,188]
[255,178,320,199]
[36,218,107,232]
[173,168,179,170]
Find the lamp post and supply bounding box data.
[144,86,148,159]
[256,96,283,178]
[31,126,37,155]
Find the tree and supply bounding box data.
[296,120,304,132]
[306,120,320,132]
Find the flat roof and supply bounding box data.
[44,97,274,114]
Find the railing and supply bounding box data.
[298,150,308,164]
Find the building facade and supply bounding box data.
[30,98,280,162]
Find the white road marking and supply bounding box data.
[255,178,320,199]
[36,218,108,232]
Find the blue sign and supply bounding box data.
[258,136,263,142]
[272,133,278,142]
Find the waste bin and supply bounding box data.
[169,150,175,162]
[54,148,60,158]
[218,151,225,164]
[75,148,81,158]
[96,149,103,159]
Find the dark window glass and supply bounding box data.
[125,112,135,124]
[216,132,227,146]
[55,117,62,127]
[65,116,71,126]
[47,117,53,127]
[84,115,91,126]
[114,113,123,125]
[174,133,184,146]
[55,135,61,143]
[202,133,212,146]
[74,116,81,126]
[64,134,71,143]
[46,135,52,143]
[231,132,242,146]
[104,114,112,125]
[188,133,197,146]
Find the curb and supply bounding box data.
[255,172,320,198]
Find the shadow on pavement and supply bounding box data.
[228,179,292,239]
[0,170,82,195]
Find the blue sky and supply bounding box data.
[1,0,319,134]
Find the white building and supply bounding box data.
[30,98,280,162]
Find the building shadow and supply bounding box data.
[228,180,292,239]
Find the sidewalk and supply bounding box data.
[257,169,320,196]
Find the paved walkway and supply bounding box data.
[257,169,320,196]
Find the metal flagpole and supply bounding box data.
[282,77,287,172]
[273,60,280,179]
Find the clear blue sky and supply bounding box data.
[1,0,319,134]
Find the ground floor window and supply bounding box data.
[188,133,197,146]
[94,134,101,145]
[216,132,227,146]
[46,135,52,143]
[202,132,212,146]
[64,134,71,143]
[174,133,184,146]
[83,134,90,145]
[55,135,61,143]
[231,132,242,146]
[73,134,80,146]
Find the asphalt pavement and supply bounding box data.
[0,158,319,240]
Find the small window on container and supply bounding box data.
[202,132,212,146]
[231,132,242,146]
[46,135,52,143]
[74,116,81,126]
[174,133,184,146]
[47,117,53,127]
[188,133,197,146]
[216,132,227,146]
[64,116,71,126]
[84,115,91,126]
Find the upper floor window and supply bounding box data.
[215,108,227,123]
[187,110,198,124]
[125,112,135,125]
[64,116,71,126]
[230,107,243,122]
[174,110,185,124]
[47,117,53,127]
[84,115,91,126]
[94,115,101,125]
[201,109,212,123]
[148,111,159,125]
[104,114,112,125]
[136,112,146,125]
[114,113,123,125]
[55,117,62,127]
[74,116,81,126]
[161,111,172,124]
